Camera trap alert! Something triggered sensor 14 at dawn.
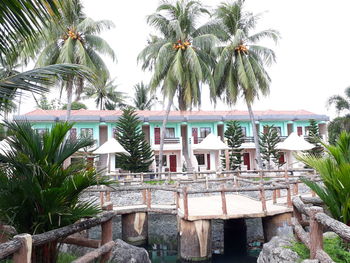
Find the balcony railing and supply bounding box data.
[244,136,288,143]
[154,137,180,145]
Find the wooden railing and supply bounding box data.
[0,203,116,263]
[292,196,350,263]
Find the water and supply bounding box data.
[148,246,259,262]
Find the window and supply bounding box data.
[35,128,48,136]
[195,154,205,165]
[81,128,93,139]
[155,155,167,166]
[200,127,211,138]
[165,128,175,138]
[273,127,282,136]
[241,127,247,136]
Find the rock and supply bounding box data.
[257,236,300,263]
[323,231,338,239]
[109,239,150,263]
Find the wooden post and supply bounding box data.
[233,175,238,187]
[293,183,299,196]
[221,186,227,216]
[292,203,303,242]
[176,192,180,209]
[105,191,111,202]
[146,189,151,209]
[273,189,277,204]
[183,187,189,220]
[122,212,148,246]
[309,206,324,259]
[13,234,32,263]
[140,172,144,183]
[276,189,281,198]
[142,189,147,205]
[285,169,292,208]
[100,191,104,207]
[259,172,267,213]
[205,174,209,190]
[101,202,113,263]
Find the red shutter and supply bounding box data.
[243,153,250,170]
[207,154,210,170]
[154,128,160,144]
[169,155,177,172]
[297,127,303,136]
[192,128,198,144]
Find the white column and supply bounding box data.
[210,151,215,171]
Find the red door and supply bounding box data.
[154,127,160,144]
[207,154,210,170]
[192,128,198,144]
[279,153,285,164]
[169,155,177,172]
[243,153,250,170]
[297,127,303,136]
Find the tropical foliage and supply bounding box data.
[138,0,218,171]
[62,101,87,110]
[0,121,110,262]
[259,125,282,169]
[327,86,350,115]
[328,115,350,145]
[132,82,156,110]
[223,121,244,170]
[213,0,279,169]
[298,132,350,225]
[84,78,126,110]
[306,119,323,157]
[115,107,154,172]
[36,0,116,119]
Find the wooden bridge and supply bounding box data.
[0,169,323,263]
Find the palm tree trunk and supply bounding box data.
[178,87,186,111]
[246,102,263,170]
[159,97,173,173]
[66,79,73,121]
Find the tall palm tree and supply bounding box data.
[327,86,350,115]
[132,82,157,110]
[36,0,116,120]
[213,1,279,169]
[138,0,217,172]
[84,77,126,110]
[0,0,96,111]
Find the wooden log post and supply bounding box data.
[13,234,32,263]
[259,172,267,213]
[105,191,111,202]
[285,169,292,208]
[178,218,212,262]
[221,186,227,216]
[183,187,189,220]
[146,189,151,209]
[121,212,148,246]
[140,172,144,183]
[276,189,281,198]
[101,202,113,263]
[100,191,104,207]
[293,183,299,196]
[142,190,147,205]
[273,189,277,204]
[309,206,324,260]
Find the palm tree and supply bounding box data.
[132,82,157,110]
[213,1,279,169]
[0,0,96,112]
[138,0,217,172]
[327,86,350,115]
[0,121,110,262]
[36,0,116,120]
[84,77,126,110]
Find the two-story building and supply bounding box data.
[14,109,329,172]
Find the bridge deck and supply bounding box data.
[177,194,296,220]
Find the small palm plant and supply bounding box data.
[298,132,350,225]
[0,121,110,263]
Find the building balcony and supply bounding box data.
[244,136,288,143]
[154,137,181,145]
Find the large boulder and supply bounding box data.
[109,239,150,263]
[257,236,300,263]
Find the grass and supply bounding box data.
[144,180,175,185]
[288,236,350,263]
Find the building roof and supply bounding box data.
[14,109,329,122]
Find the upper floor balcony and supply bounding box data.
[154,137,181,144]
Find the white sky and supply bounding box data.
[18,0,350,119]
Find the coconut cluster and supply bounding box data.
[173,39,191,50]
